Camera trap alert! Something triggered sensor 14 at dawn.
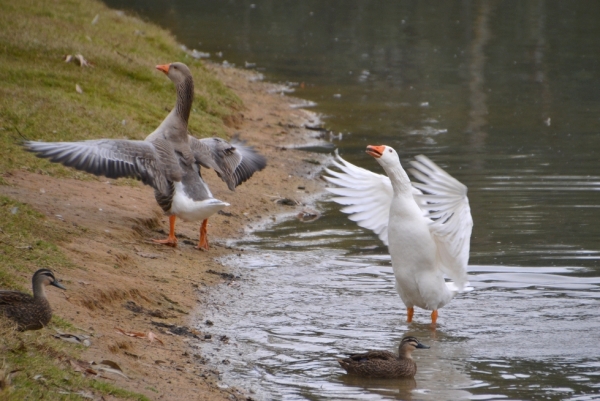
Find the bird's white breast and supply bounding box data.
[170,182,229,222]
[387,194,451,310]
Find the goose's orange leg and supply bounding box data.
[153,215,178,247]
[407,307,414,323]
[431,310,438,326]
[197,219,209,251]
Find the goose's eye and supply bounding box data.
[388,149,392,153]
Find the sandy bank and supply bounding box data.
[1,62,329,400]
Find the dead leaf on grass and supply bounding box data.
[69,359,98,377]
[85,368,98,376]
[64,54,93,67]
[147,331,164,345]
[115,327,165,345]
[54,329,91,346]
[91,360,129,379]
[114,327,145,338]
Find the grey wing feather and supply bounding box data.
[188,136,267,191]
[23,139,181,196]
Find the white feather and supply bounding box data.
[324,150,393,245]
[324,148,473,315]
[170,182,230,222]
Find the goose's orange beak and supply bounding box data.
[155,64,170,74]
[366,145,386,158]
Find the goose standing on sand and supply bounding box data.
[24,62,266,250]
[338,336,429,378]
[0,269,66,331]
[325,146,472,325]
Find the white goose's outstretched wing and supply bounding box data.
[188,136,267,191]
[324,150,393,245]
[408,155,472,288]
[23,139,180,196]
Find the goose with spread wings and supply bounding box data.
[324,146,472,325]
[24,62,266,250]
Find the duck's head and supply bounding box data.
[366,145,399,167]
[33,269,66,290]
[399,336,429,358]
[156,62,192,86]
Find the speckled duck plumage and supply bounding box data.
[338,336,429,379]
[0,269,66,331]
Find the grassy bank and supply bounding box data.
[0,0,242,175]
[0,0,243,399]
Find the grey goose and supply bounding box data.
[24,62,266,250]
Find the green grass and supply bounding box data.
[0,322,150,400]
[0,199,150,400]
[0,197,77,290]
[0,0,244,398]
[0,0,242,176]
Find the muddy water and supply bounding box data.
[100,1,600,398]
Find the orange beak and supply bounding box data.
[366,145,386,158]
[155,64,170,75]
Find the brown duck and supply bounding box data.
[0,269,66,330]
[24,62,266,250]
[338,336,429,378]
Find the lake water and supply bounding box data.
[104,1,600,399]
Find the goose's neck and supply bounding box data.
[174,76,194,124]
[385,163,412,194]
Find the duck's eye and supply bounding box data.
[388,149,392,153]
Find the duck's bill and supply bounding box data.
[366,145,385,158]
[51,280,67,290]
[416,342,430,349]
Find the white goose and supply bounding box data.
[325,145,472,325]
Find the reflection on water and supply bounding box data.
[198,222,600,400]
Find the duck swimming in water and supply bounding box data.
[338,336,429,378]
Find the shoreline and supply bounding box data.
[1,60,329,401]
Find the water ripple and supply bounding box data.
[196,243,600,400]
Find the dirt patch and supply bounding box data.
[0,64,329,400]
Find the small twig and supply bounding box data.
[115,50,134,63]
[13,126,29,141]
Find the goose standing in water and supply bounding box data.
[0,269,66,331]
[25,62,266,250]
[325,146,472,325]
[338,336,429,378]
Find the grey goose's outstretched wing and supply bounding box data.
[23,139,182,196]
[188,136,267,191]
